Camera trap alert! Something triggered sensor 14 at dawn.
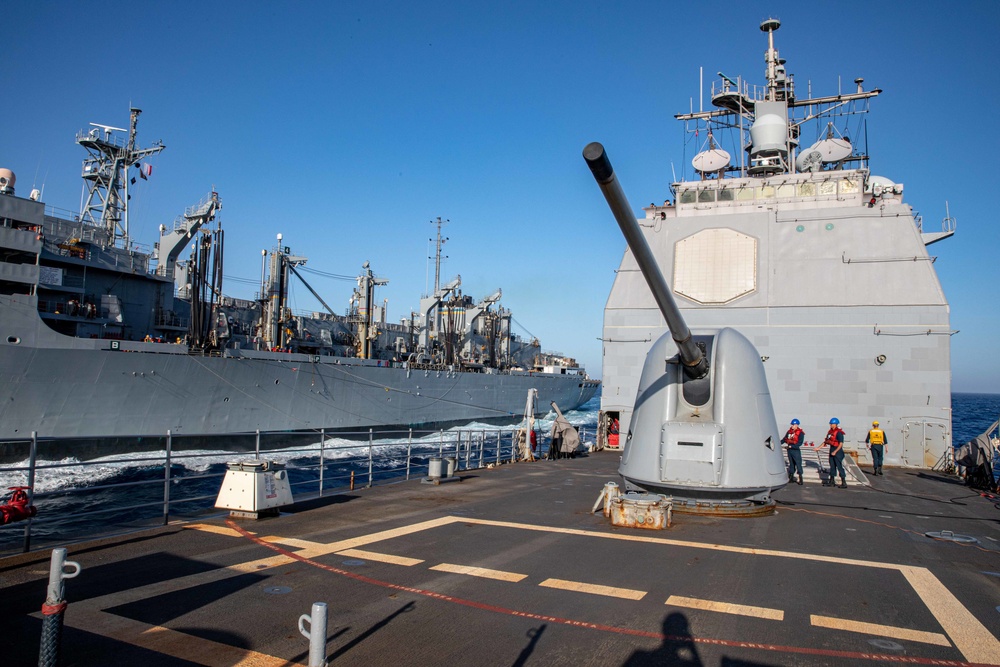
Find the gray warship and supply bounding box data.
[0,110,598,451]
[597,19,955,470]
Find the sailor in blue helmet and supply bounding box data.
[823,418,847,488]
[781,418,805,485]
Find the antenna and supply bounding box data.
[429,216,449,295]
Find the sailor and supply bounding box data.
[823,418,847,488]
[866,421,887,476]
[781,419,805,485]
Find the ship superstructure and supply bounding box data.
[597,19,955,468]
[0,112,597,447]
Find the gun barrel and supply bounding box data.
[583,142,708,378]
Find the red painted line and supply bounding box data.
[226,520,993,667]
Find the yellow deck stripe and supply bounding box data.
[447,517,996,661]
[429,563,527,581]
[810,615,951,647]
[337,548,424,566]
[61,608,297,666]
[178,514,999,663]
[899,566,1000,661]
[184,523,248,537]
[261,536,323,550]
[666,595,784,620]
[457,517,900,570]
[539,578,646,600]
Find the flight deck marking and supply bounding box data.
[226,519,993,667]
[539,577,646,600]
[184,516,1000,664]
[811,614,951,647]
[431,563,527,581]
[667,595,784,621]
[57,605,297,666]
[899,567,998,662]
[336,548,424,566]
[262,535,323,550]
[184,523,248,537]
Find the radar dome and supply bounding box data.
[749,114,787,154]
[866,175,896,195]
[0,168,15,194]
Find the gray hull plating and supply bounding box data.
[0,341,596,439]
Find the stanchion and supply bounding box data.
[38,548,82,667]
[298,602,328,667]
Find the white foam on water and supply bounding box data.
[0,401,601,493]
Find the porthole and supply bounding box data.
[224,397,230,402]
[6,336,20,344]
[274,379,280,385]
[795,225,805,232]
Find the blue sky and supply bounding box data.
[3,1,998,392]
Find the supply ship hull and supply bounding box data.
[0,113,598,451]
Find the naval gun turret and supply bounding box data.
[584,142,787,515]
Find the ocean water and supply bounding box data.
[1,393,997,556]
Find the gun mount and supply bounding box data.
[584,142,787,515]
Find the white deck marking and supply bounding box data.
[667,595,784,621]
[430,563,527,581]
[337,548,423,566]
[539,578,646,600]
[810,614,951,647]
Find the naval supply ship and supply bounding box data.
[597,19,955,469]
[0,110,598,452]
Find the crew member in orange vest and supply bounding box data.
[781,419,805,485]
[823,418,847,488]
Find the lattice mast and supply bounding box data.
[77,107,164,248]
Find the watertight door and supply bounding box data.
[901,420,949,468]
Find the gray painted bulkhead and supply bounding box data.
[602,173,952,468]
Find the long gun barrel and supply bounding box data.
[583,142,709,379]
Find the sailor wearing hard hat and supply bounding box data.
[823,418,847,488]
[781,419,805,485]
[866,421,887,476]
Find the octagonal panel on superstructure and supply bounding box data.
[673,228,757,304]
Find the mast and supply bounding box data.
[429,216,448,294]
[77,108,165,249]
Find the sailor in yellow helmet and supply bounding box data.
[866,421,887,476]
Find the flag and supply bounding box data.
[138,163,152,180]
[130,177,136,185]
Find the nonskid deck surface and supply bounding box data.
[3,454,999,666]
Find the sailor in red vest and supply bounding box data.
[866,421,887,476]
[823,418,847,488]
[781,419,805,485]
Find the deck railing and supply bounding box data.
[0,425,588,556]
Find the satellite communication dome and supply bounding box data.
[0,168,15,194]
[813,137,852,162]
[692,148,731,174]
